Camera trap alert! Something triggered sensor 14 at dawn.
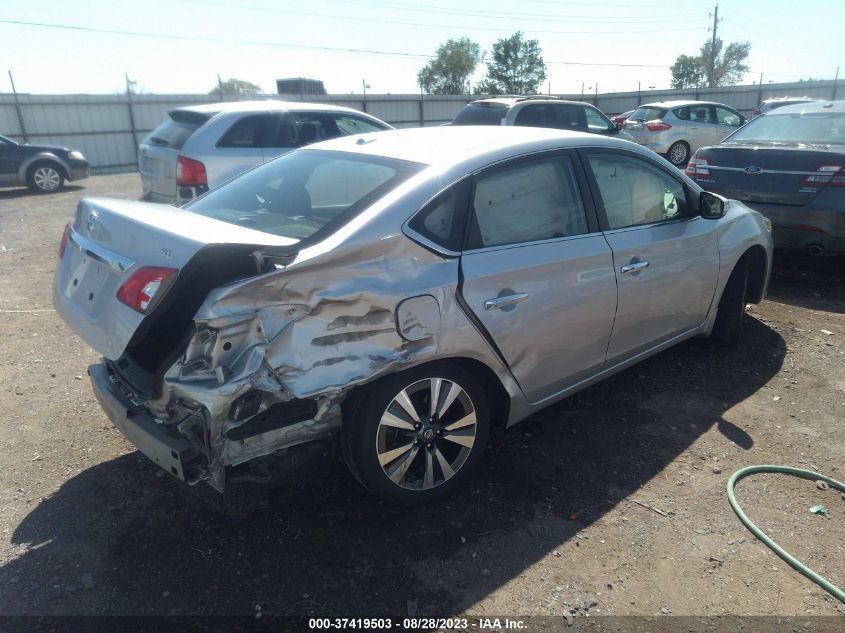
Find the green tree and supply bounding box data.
[417,37,482,95]
[672,38,750,89]
[670,54,705,89]
[209,78,263,98]
[479,32,546,95]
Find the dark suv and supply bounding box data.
[0,134,89,193]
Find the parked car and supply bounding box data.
[623,100,747,167]
[451,97,635,141]
[54,126,772,505]
[609,109,635,128]
[752,97,817,118]
[686,100,845,255]
[0,134,89,193]
[139,101,393,205]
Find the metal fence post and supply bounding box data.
[419,91,424,127]
[833,67,840,100]
[125,74,139,168]
[8,70,28,143]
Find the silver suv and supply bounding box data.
[139,101,392,204]
[623,100,747,166]
[452,97,634,141]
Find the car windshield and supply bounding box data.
[630,106,667,121]
[726,111,845,145]
[185,149,425,240]
[452,103,508,125]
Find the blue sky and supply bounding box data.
[1,0,842,96]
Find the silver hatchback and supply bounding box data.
[624,100,747,166]
[139,100,393,205]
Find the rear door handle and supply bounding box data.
[621,261,649,274]
[484,293,529,310]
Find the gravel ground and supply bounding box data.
[0,175,843,618]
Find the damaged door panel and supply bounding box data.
[54,127,772,505]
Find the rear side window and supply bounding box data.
[630,107,667,122]
[468,155,589,249]
[514,104,556,128]
[715,107,743,127]
[217,114,275,148]
[452,103,508,126]
[408,179,471,252]
[144,115,207,150]
[587,154,688,229]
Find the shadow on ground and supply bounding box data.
[0,185,84,201]
[2,318,785,616]
[766,251,845,315]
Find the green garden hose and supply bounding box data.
[727,465,845,604]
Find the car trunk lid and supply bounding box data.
[53,197,298,361]
[691,143,845,206]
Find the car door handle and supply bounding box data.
[484,293,529,310]
[621,261,649,274]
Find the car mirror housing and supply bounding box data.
[700,191,726,219]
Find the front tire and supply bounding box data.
[712,256,749,345]
[666,141,690,167]
[342,362,490,506]
[27,162,65,193]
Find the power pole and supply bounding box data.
[708,4,720,87]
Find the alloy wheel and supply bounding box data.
[375,378,477,490]
[33,166,61,191]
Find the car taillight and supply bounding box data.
[58,222,72,258]
[176,156,207,186]
[685,155,710,178]
[116,266,177,313]
[645,120,671,132]
[800,164,845,188]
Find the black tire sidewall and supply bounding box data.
[342,362,490,506]
[713,257,749,344]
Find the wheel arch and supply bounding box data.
[21,154,69,181]
[744,244,768,304]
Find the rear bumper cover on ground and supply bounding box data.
[88,362,195,480]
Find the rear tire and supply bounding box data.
[712,256,749,345]
[342,362,490,506]
[666,141,690,167]
[27,162,65,193]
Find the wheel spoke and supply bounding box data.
[423,449,434,488]
[434,447,455,480]
[381,410,416,431]
[429,378,442,419]
[441,429,475,448]
[436,382,461,419]
[393,388,421,422]
[378,442,416,466]
[386,445,419,483]
[443,412,476,432]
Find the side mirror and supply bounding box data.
[700,191,726,219]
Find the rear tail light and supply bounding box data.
[116,266,178,314]
[800,164,845,188]
[685,155,710,178]
[176,156,207,186]
[58,222,72,258]
[645,120,671,132]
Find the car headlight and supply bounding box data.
[68,150,85,161]
[762,217,773,234]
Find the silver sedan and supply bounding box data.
[54,127,773,505]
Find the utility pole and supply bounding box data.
[708,4,720,88]
[217,74,224,101]
[8,70,28,143]
[833,66,840,100]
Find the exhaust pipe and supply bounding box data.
[807,244,825,256]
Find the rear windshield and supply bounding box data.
[184,149,425,241]
[726,111,845,145]
[452,103,508,126]
[143,111,210,149]
[629,107,667,122]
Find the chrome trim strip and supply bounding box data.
[68,229,136,273]
[708,166,821,176]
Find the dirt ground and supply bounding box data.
[0,175,843,619]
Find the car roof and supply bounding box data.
[468,97,596,108]
[303,125,635,168]
[639,100,730,108]
[761,96,815,104]
[765,100,844,114]
[171,100,369,116]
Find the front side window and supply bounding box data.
[468,155,589,249]
[584,106,614,133]
[554,105,588,132]
[716,107,743,127]
[673,106,691,121]
[185,150,424,241]
[691,106,714,123]
[587,154,688,230]
[333,115,388,136]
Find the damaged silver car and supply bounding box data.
[54,126,773,505]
